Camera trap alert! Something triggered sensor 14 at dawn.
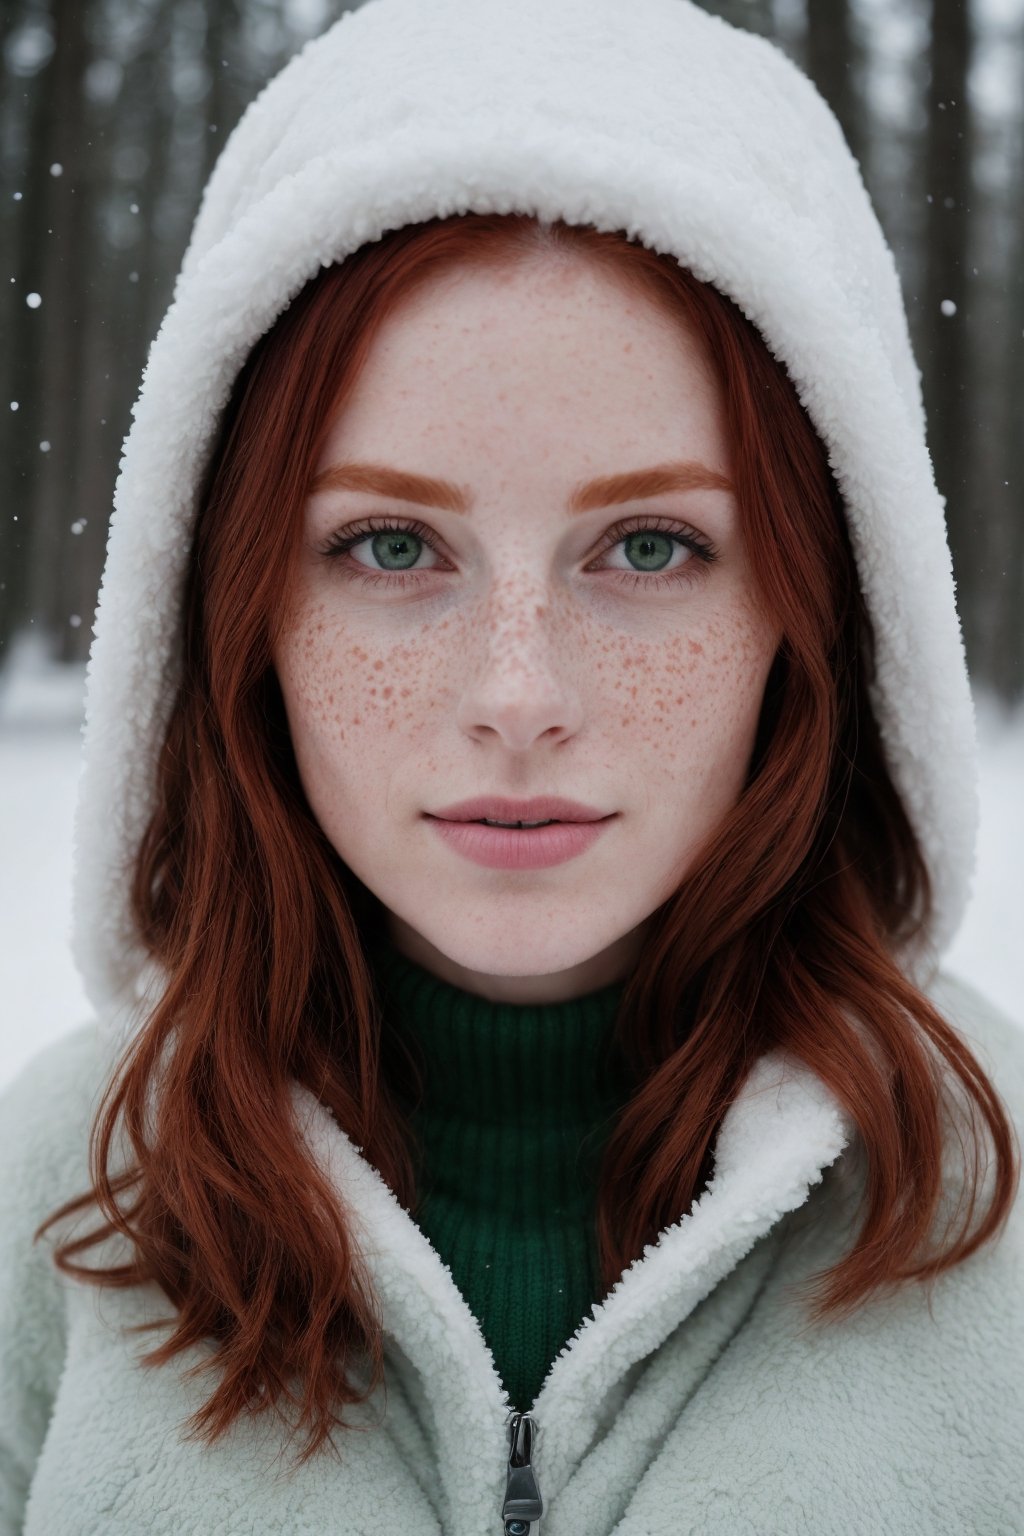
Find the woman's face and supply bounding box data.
[273,254,782,1003]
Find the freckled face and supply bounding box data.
[272,255,782,1003]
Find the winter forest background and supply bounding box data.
[1,0,1023,1089]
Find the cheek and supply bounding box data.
[616,615,775,779]
[274,602,441,773]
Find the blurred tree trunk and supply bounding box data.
[806,0,865,171]
[137,1,178,348]
[63,1,178,664]
[986,38,1024,701]
[202,0,235,191]
[710,0,773,35]
[922,0,977,664]
[24,0,92,659]
[1,3,56,659]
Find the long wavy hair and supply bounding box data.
[37,211,1019,1468]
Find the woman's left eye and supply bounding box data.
[316,514,719,590]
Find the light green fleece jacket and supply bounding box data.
[1,969,1022,1534]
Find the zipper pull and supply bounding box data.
[502,1410,544,1535]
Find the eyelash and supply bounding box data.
[316,514,719,591]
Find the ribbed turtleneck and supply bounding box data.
[368,931,629,1414]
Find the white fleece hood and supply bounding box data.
[72,0,978,1028]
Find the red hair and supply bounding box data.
[37,212,1019,1466]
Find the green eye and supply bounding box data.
[621,529,676,572]
[367,530,422,571]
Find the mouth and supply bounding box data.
[428,795,611,825]
[425,813,615,871]
[466,817,559,829]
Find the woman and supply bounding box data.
[1,0,1021,1530]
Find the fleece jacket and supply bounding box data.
[1,971,1022,1533]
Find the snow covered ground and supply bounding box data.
[1,632,1022,1095]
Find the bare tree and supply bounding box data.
[986,29,1024,700]
[922,0,977,662]
[1,2,57,656]
[806,0,866,169]
[63,1,179,664]
[24,0,93,658]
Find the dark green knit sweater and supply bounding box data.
[368,933,628,1413]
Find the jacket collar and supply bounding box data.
[290,1048,852,1518]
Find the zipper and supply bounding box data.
[501,1410,544,1534]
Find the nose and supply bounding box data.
[453,585,584,752]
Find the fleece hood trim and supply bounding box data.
[71,0,978,1033]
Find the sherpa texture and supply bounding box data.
[2,970,1022,1534]
[71,0,978,1035]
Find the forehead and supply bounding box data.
[316,256,731,487]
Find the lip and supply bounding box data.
[428,795,610,824]
[427,817,612,870]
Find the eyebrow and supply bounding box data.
[308,458,734,513]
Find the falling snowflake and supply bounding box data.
[49,162,63,177]
[39,440,50,453]
[25,292,41,309]
[940,299,957,317]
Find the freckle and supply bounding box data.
[691,718,698,728]
[400,687,413,699]
[373,658,384,671]
[688,638,704,656]
[382,686,393,699]
[674,696,684,705]
[369,687,377,696]
[352,716,362,725]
